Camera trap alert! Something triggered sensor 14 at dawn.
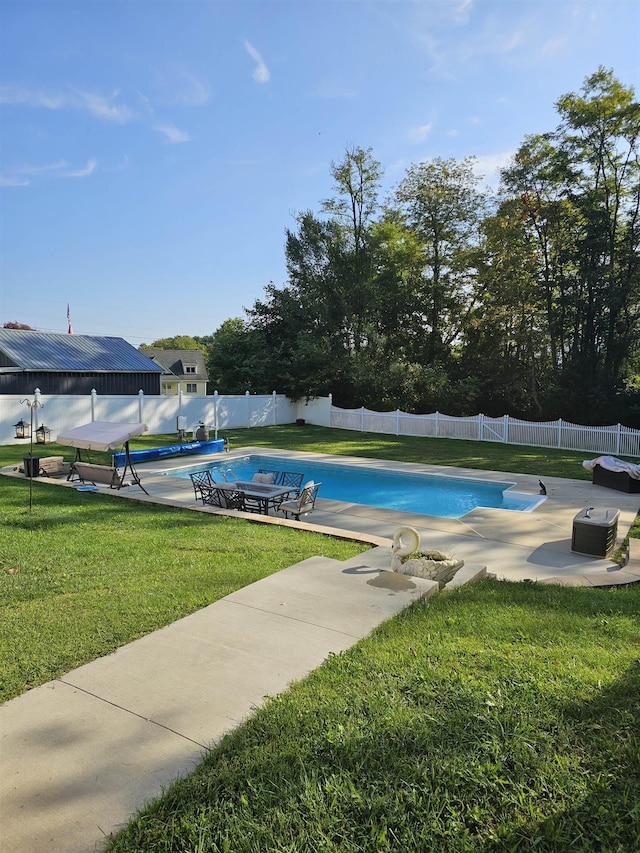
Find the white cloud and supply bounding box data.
[504,29,524,53]
[153,66,211,107]
[153,123,190,144]
[0,83,133,123]
[0,84,66,109]
[1,158,99,184]
[135,88,155,114]
[408,123,433,143]
[386,158,408,177]
[243,39,270,83]
[76,89,132,124]
[65,159,97,178]
[21,159,67,174]
[0,175,30,187]
[540,36,567,56]
[450,0,474,25]
[171,69,211,106]
[472,152,514,187]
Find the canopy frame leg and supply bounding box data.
[119,441,149,495]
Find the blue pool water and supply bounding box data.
[167,454,541,519]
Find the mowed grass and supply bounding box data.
[106,580,640,853]
[0,435,369,702]
[216,424,596,481]
[3,426,639,850]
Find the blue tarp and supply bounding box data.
[113,439,224,466]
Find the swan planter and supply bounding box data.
[391,526,464,584]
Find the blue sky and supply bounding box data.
[1,0,638,346]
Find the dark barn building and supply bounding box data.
[0,330,163,395]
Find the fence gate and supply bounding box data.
[479,414,507,443]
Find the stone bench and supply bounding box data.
[18,456,71,477]
[71,461,123,489]
[38,456,71,477]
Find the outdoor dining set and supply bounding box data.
[190,468,321,520]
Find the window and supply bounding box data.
[185,365,197,374]
[186,383,197,393]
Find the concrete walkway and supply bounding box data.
[2,448,640,852]
[1,548,446,853]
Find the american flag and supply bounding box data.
[67,303,73,334]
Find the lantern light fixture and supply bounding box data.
[14,418,31,439]
[36,423,52,444]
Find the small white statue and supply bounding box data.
[391,526,464,584]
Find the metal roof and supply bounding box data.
[0,330,164,373]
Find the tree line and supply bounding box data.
[143,69,640,427]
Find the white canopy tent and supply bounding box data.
[57,421,149,493]
[56,421,148,451]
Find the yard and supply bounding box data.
[2,425,639,851]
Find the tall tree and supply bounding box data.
[393,157,488,363]
[500,68,640,420]
[556,67,640,397]
[248,147,384,403]
[140,335,205,351]
[207,318,270,394]
[321,145,382,354]
[463,196,550,416]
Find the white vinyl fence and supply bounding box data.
[2,388,638,458]
[329,403,640,458]
[0,389,307,445]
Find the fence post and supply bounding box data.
[616,423,621,456]
[503,414,509,443]
[557,418,563,449]
[328,393,333,428]
[91,389,97,422]
[395,409,400,436]
[272,390,277,426]
[138,389,144,424]
[478,413,484,441]
[435,411,439,437]
[246,391,251,428]
[361,406,365,432]
[213,390,219,439]
[33,388,42,430]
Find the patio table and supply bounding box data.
[226,480,296,514]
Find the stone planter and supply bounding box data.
[392,553,464,583]
[391,526,464,584]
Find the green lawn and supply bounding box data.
[0,431,372,702]
[106,580,640,853]
[2,426,639,851]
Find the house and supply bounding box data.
[0,329,163,395]
[141,349,208,396]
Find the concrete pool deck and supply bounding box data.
[42,445,640,586]
[2,449,640,852]
[3,446,640,587]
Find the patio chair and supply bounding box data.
[216,486,246,511]
[277,471,304,495]
[198,484,225,508]
[278,481,321,520]
[190,470,214,502]
[265,470,305,511]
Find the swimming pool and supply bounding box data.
[167,454,543,519]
